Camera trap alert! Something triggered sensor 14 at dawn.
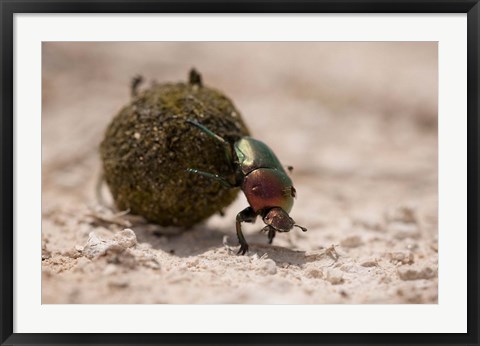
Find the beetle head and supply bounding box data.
[263,207,307,233]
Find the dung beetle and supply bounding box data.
[186,120,307,255]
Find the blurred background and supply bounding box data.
[42,42,438,304]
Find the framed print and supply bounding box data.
[1,0,479,345]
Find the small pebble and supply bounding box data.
[114,229,138,248]
[360,258,378,267]
[387,251,414,265]
[83,229,138,259]
[325,269,344,285]
[304,266,323,279]
[340,264,359,273]
[61,247,83,259]
[397,265,437,280]
[340,235,363,248]
[258,259,277,275]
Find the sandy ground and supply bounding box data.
[42,42,438,304]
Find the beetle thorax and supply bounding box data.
[241,168,294,214]
[234,137,286,175]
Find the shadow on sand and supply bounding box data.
[131,222,310,266]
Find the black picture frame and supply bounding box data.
[1,1,479,345]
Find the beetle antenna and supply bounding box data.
[294,224,307,232]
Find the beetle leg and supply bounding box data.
[236,207,257,255]
[261,225,276,244]
[268,227,276,244]
[186,119,234,165]
[186,168,235,188]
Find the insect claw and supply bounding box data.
[237,243,249,255]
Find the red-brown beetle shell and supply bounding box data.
[241,168,294,214]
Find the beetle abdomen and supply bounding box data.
[242,168,294,213]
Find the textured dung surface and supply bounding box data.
[41,42,438,304]
[100,80,249,226]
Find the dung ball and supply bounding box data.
[100,69,250,227]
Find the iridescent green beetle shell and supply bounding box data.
[234,137,295,214]
[234,137,287,175]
